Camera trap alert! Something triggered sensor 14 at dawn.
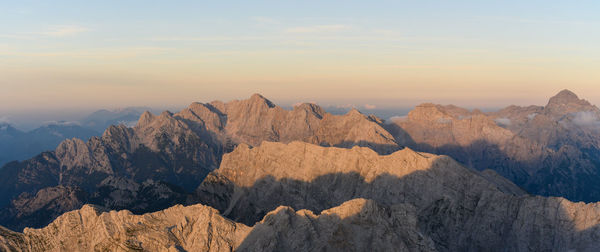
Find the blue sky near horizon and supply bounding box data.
[1,1,599,114]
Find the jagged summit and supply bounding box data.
[346,107,363,117]
[136,110,155,127]
[543,89,596,118]
[545,89,592,112]
[248,93,276,108]
[0,198,438,252]
[195,140,600,251]
[547,89,582,105]
[0,93,401,231]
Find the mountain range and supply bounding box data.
[387,89,600,202]
[2,91,600,251]
[0,94,396,231]
[2,142,599,251]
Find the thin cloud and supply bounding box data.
[40,25,89,37]
[148,36,276,42]
[364,104,376,109]
[494,117,511,126]
[4,46,173,59]
[42,120,81,126]
[573,111,600,126]
[387,115,407,123]
[335,104,355,109]
[285,24,350,33]
[483,16,594,26]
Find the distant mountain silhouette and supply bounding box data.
[0,122,99,168]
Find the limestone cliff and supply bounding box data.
[197,141,600,251]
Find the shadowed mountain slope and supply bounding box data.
[196,141,600,251]
[0,94,398,231]
[4,141,597,251]
[387,89,600,202]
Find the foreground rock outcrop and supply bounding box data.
[3,141,600,251]
[0,204,250,251]
[197,141,600,251]
[0,198,435,252]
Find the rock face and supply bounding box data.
[0,198,436,252]
[238,198,436,252]
[2,141,600,251]
[5,91,600,251]
[197,141,600,251]
[0,186,88,232]
[387,89,600,202]
[198,94,398,154]
[0,94,398,230]
[0,204,251,252]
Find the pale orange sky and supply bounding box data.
[1,1,599,111]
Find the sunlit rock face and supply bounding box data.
[0,199,436,252]
[0,204,251,252]
[2,141,600,251]
[4,91,600,251]
[0,94,399,230]
[387,89,600,202]
[196,141,600,252]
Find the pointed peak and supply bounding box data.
[249,93,275,108]
[547,89,586,106]
[140,110,154,119]
[137,111,155,127]
[250,93,266,100]
[346,108,363,116]
[160,110,173,117]
[294,103,326,118]
[186,102,212,114]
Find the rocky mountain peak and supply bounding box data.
[293,103,326,118]
[346,108,364,117]
[408,103,454,122]
[547,89,590,106]
[159,110,174,118]
[249,93,275,108]
[547,89,581,105]
[137,111,155,127]
[545,89,592,114]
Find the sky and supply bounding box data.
[1,0,599,115]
